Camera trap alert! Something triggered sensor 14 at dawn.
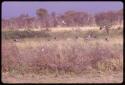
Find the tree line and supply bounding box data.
[2,8,123,30]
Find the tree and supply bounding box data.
[51,12,58,27]
[95,11,115,35]
[36,8,49,31]
[115,9,123,28]
[64,10,76,27]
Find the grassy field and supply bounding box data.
[2,27,123,83]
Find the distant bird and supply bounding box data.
[13,39,19,42]
[84,34,96,40]
[105,38,109,41]
[99,26,110,35]
[99,27,103,30]
[54,37,56,40]
[61,20,66,25]
[87,34,91,38]
[75,36,79,39]
[117,27,121,30]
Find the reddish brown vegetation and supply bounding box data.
[2,41,21,72]
[2,9,123,30]
[2,41,123,74]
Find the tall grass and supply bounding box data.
[2,41,21,72]
[2,39,123,74]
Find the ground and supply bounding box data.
[2,72,123,83]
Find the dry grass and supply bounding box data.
[2,25,122,32]
[2,37,123,74]
[2,27,123,83]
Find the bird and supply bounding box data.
[117,27,121,30]
[75,36,79,39]
[54,37,56,40]
[13,39,19,42]
[105,38,109,41]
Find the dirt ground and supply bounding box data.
[2,72,123,83]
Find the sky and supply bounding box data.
[2,1,123,19]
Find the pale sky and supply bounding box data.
[2,1,123,19]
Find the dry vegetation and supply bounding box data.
[2,5,123,83]
[2,27,123,83]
